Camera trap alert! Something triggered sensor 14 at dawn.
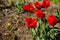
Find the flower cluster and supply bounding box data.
[23,0,60,40]
[23,0,50,12]
[23,0,58,28]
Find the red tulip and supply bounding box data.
[23,4,29,11]
[34,2,41,9]
[35,10,45,18]
[48,15,58,26]
[28,4,34,12]
[25,18,37,28]
[42,1,50,8]
[23,4,34,12]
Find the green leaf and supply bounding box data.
[39,19,42,25]
[18,3,21,6]
[49,28,59,39]
[57,10,60,15]
[35,28,38,33]
[30,28,36,36]
[54,10,60,18]
[16,0,23,12]
[52,0,59,4]
[38,19,43,29]
[36,36,40,40]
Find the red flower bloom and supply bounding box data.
[23,4,34,12]
[35,10,45,18]
[48,15,58,26]
[34,2,41,9]
[23,4,29,11]
[42,1,50,8]
[25,18,37,28]
[28,4,34,12]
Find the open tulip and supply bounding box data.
[23,4,29,11]
[23,4,34,12]
[25,18,37,28]
[35,10,45,18]
[48,15,58,26]
[28,4,34,12]
[34,2,41,9]
[42,1,50,8]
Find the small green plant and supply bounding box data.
[52,0,60,4]
[16,0,25,12]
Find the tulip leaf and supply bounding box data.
[36,36,40,40]
[49,28,59,39]
[54,10,60,18]
[16,0,24,12]
[30,28,36,36]
[52,0,59,4]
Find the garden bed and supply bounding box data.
[0,0,60,40]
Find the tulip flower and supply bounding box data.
[42,0,50,8]
[25,18,37,28]
[35,10,45,18]
[34,2,41,9]
[48,15,58,26]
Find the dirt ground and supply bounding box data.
[0,6,33,40]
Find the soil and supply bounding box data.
[0,6,33,40]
